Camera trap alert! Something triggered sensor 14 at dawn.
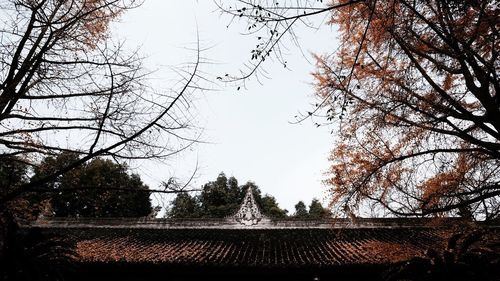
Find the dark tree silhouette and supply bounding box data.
[260,194,288,218]
[308,198,331,219]
[294,201,308,218]
[32,153,152,218]
[167,172,288,218]
[168,193,200,219]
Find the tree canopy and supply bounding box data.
[308,198,332,219]
[316,0,499,219]
[0,157,28,194]
[32,153,152,218]
[168,192,200,219]
[293,201,308,218]
[168,172,334,219]
[219,0,500,220]
[167,173,288,219]
[0,156,43,220]
[292,199,331,219]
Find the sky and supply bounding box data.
[112,1,340,213]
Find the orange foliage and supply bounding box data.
[317,1,500,217]
[418,154,475,209]
[57,0,126,49]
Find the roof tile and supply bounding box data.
[28,219,499,268]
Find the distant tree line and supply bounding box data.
[168,172,331,219]
[293,199,332,219]
[2,156,330,220]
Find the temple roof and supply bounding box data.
[26,217,500,268]
[23,191,500,268]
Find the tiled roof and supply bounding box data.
[26,218,499,268]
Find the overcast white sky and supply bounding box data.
[113,1,339,213]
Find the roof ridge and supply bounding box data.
[25,217,497,230]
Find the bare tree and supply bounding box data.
[0,0,203,205]
[215,0,360,83]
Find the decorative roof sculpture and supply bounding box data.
[232,186,266,226]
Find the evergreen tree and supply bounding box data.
[168,172,288,219]
[34,153,152,218]
[261,195,288,218]
[294,201,308,218]
[199,172,237,218]
[227,176,242,205]
[168,193,199,218]
[308,199,331,219]
[1,156,48,221]
[0,157,29,193]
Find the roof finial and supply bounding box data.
[233,186,263,226]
